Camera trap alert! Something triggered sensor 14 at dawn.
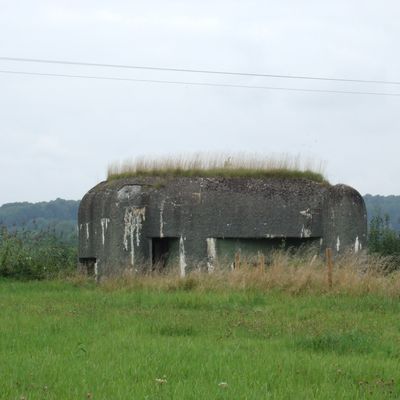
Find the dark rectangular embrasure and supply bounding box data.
[79,257,96,276]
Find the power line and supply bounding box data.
[0,56,399,86]
[1,69,400,97]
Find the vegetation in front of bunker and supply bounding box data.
[368,213,400,267]
[0,226,76,280]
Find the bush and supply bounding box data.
[368,214,400,259]
[0,227,77,280]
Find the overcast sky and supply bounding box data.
[0,1,399,205]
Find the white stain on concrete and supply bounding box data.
[354,236,360,253]
[206,238,217,272]
[300,209,312,219]
[336,236,341,253]
[94,259,98,280]
[123,207,146,267]
[300,225,312,238]
[85,223,90,240]
[100,218,110,245]
[159,200,165,238]
[192,192,201,203]
[117,185,142,200]
[179,236,187,277]
[320,238,324,247]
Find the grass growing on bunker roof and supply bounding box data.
[107,153,327,182]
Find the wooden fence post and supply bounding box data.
[234,251,241,270]
[257,251,265,272]
[325,247,333,289]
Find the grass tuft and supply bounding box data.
[107,153,327,183]
[295,331,373,354]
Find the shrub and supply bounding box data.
[0,227,77,280]
[368,214,400,271]
[368,214,400,257]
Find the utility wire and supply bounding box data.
[0,56,399,86]
[1,69,400,97]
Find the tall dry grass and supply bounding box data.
[107,153,327,182]
[96,251,400,297]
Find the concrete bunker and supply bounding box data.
[78,175,367,279]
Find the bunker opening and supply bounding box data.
[151,238,180,271]
[216,237,321,267]
[79,257,97,276]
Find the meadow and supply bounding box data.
[1,258,400,400]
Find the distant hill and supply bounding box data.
[0,198,80,242]
[0,195,398,239]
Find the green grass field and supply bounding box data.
[1,279,399,399]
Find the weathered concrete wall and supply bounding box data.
[78,177,367,279]
[322,184,367,254]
